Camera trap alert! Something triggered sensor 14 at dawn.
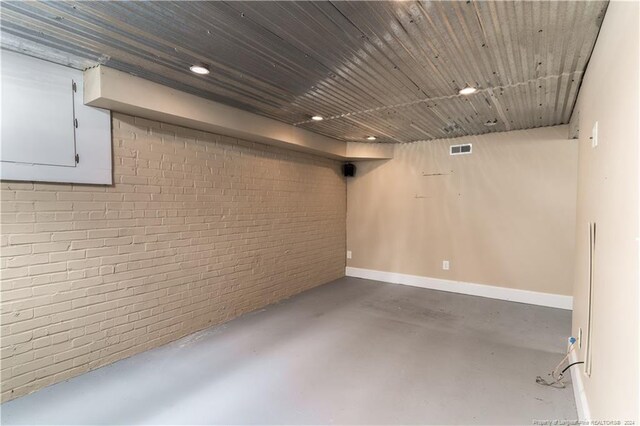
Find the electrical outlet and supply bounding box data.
[442,260,450,270]
[578,327,582,348]
[346,250,352,259]
[591,121,598,148]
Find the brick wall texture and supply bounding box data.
[0,113,346,402]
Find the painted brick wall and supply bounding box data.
[0,113,346,402]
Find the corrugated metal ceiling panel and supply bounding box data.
[0,1,607,143]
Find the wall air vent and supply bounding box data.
[450,143,472,156]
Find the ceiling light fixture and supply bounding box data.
[366,136,377,141]
[311,115,324,121]
[484,119,498,127]
[190,63,210,75]
[459,86,477,95]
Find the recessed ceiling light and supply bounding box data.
[366,136,377,141]
[459,86,477,95]
[190,63,210,75]
[311,115,324,121]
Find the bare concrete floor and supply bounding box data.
[1,277,576,425]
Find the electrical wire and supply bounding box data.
[536,343,577,388]
[560,361,585,375]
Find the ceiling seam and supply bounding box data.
[293,70,585,126]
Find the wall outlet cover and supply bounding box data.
[578,327,583,348]
[346,250,352,259]
[442,260,450,270]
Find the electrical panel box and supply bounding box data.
[0,50,112,184]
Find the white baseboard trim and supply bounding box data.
[569,348,590,421]
[345,267,573,310]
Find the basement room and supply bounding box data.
[0,1,638,424]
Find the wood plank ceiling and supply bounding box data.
[1,1,608,143]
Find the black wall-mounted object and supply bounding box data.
[342,163,356,177]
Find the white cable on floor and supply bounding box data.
[536,343,576,388]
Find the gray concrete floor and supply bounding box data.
[1,277,577,425]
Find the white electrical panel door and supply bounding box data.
[1,51,77,167]
[0,50,112,185]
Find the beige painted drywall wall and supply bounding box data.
[347,125,578,296]
[0,113,346,402]
[571,1,639,420]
